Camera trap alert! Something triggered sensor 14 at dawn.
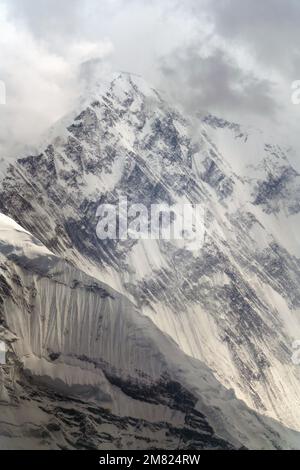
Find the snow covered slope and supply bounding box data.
[1,213,300,449]
[0,72,300,447]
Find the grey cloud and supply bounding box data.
[4,0,130,44]
[160,47,279,120]
[4,0,89,40]
[203,0,300,77]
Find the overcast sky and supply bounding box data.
[0,0,299,167]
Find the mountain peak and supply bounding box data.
[80,70,162,107]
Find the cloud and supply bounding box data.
[0,0,299,168]
[204,0,300,76]
[4,0,86,42]
[160,46,279,121]
[0,2,113,156]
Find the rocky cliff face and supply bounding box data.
[0,72,300,449]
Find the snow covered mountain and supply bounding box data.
[0,72,300,449]
[0,212,300,450]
